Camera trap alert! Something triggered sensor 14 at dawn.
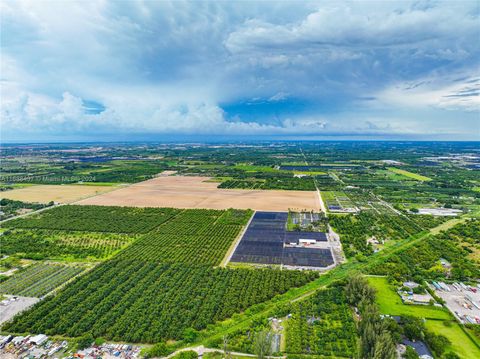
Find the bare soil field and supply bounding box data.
[76,176,320,211]
[1,184,115,204]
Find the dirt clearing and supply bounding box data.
[1,184,116,204]
[76,176,320,211]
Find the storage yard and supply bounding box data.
[230,211,335,269]
[0,333,143,358]
[416,208,463,216]
[430,281,480,324]
[0,334,69,358]
[76,175,321,211]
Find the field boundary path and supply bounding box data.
[164,345,286,359]
[220,211,255,267]
[299,147,326,213]
[1,203,61,223]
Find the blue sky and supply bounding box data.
[1,0,479,142]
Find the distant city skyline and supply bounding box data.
[1,0,479,142]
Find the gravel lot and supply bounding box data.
[0,296,40,324]
[434,285,480,324]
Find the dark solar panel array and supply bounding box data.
[328,205,342,210]
[231,211,334,268]
[282,247,334,267]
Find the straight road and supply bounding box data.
[299,147,327,213]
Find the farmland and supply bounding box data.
[0,229,137,260]
[120,209,252,266]
[0,184,115,204]
[76,176,321,211]
[1,141,479,358]
[329,211,448,257]
[0,263,86,297]
[2,205,318,344]
[4,205,180,233]
[0,198,53,220]
[3,260,317,343]
[285,287,358,357]
[322,191,356,212]
[368,220,480,282]
[434,218,480,264]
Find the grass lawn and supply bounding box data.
[465,326,480,347]
[429,216,468,235]
[367,276,450,320]
[425,320,480,359]
[387,167,432,181]
[377,169,414,181]
[234,164,279,172]
[281,161,308,166]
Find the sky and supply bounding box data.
[1,0,479,142]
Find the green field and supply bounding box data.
[234,164,279,172]
[387,167,432,181]
[425,320,480,359]
[367,276,450,319]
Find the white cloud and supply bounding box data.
[376,75,480,112]
[268,92,289,102]
[1,0,479,140]
[225,3,478,53]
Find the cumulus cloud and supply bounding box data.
[1,0,479,140]
[225,4,478,52]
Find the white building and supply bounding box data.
[29,334,48,346]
